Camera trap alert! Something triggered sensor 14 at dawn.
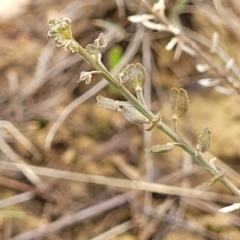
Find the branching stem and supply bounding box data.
[72,39,240,196]
[48,17,240,196]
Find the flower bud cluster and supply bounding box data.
[47,17,78,53]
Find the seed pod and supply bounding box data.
[170,88,189,120]
[122,106,149,125]
[196,127,212,153]
[96,95,119,111]
[145,142,177,154]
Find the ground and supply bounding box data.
[0,0,240,240]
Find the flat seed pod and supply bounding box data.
[170,88,189,120]
[96,95,119,111]
[122,106,149,125]
[196,127,212,153]
[145,143,175,153]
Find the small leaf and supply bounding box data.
[170,88,189,120]
[196,127,212,153]
[96,95,119,111]
[122,106,149,125]
[145,142,178,153]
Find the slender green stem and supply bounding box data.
[135,87,146,106]
[75,40,154,119]
[73,40,240,196]
[172,118,178,134]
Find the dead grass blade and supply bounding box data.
[1,160,239,204]
[9,193,129,240]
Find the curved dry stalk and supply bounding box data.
[0,191,36,209]
[9,193,130,240]
[142,32,154,220]
[114,0,126,18]
[0,120,42,160]
[18,41,56,102]
[45,80,108,150]
[90,220,133,240]
[0,136,43,186]
[1,161,240,204]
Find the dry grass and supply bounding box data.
[1,0,240,239]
